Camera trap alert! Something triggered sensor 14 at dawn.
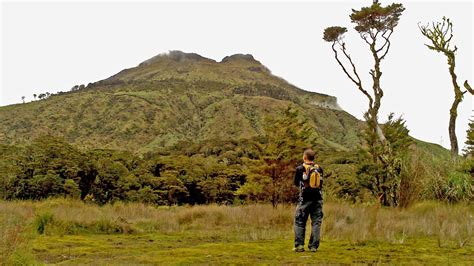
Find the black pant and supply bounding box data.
[294,199,323,249]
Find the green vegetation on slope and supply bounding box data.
[0,51,358,153]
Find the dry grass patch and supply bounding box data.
[0,199,473,264]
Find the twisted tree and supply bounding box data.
[419,17,473,157]
[323,1,404,147]
[323,0,405,206]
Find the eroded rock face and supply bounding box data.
[310,97,342,110]
[232,85,293,101]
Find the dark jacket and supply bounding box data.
[294,163,324,201]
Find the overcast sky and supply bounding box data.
[1,0,473,150]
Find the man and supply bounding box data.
[293,149,324,252]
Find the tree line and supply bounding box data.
[0,108,308,205]
[20,84,91,104]
[1,107,472,206]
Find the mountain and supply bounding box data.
[0,51,370,153]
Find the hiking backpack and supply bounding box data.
[302,164,321,189]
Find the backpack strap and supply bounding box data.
[303,164,318,188]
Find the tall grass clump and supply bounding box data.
[0,224,26,263]
[398,150,426,207]
[422,157,474,203]
[34,212,53,235]
[398,149,473,205]
[0,201,35,264]
[429,171,473,202]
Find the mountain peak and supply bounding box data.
[220,54,256,63]
[220,53,269,73]
[139,50,215,66]
[139,51,265,67]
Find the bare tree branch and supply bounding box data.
[465,80,473,95]
[340,43,363,84]
[331,42,359,86]
[331,42,374,106]
[376,30,393,61]
[361,33,371,46]
[379,33,393,60]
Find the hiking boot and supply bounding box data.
[293,245,305,252]
[308,247,318,252]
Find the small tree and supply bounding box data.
[157,173,189,206]
[237,106,317,207]
[33,94,37,101]
[357,114,412,206]
[463,117,474,158]
[21,96,25,103]
[419,17,473,157]
[63,179,81,199]
[91,159,129,204]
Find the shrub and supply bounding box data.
[34,212,54,234]
[429,171,473,203]
[63,179,81,199]
[398,150,427,207]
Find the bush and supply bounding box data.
[398,150,427,207]
[63,179,81,199]
[34,212,54,234]
[428,171,473,203]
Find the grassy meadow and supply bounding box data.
[1,199,473,265]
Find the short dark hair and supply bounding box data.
[304,149,315,161]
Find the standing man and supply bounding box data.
[293,149,324,252]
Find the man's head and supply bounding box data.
[303,149,316,162]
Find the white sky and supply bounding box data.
[1,0,473,150]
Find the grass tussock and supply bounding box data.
[0,204,33,264]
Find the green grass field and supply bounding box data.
[30,234,472,265]
[2,199,473,265]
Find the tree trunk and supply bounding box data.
[447,54,462,158]
[271,167,278,208]
[449,98,461,157]
[368,108,387,145]
[271,192,277,208]
[369,43,388,146]
[375,123,387,144]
